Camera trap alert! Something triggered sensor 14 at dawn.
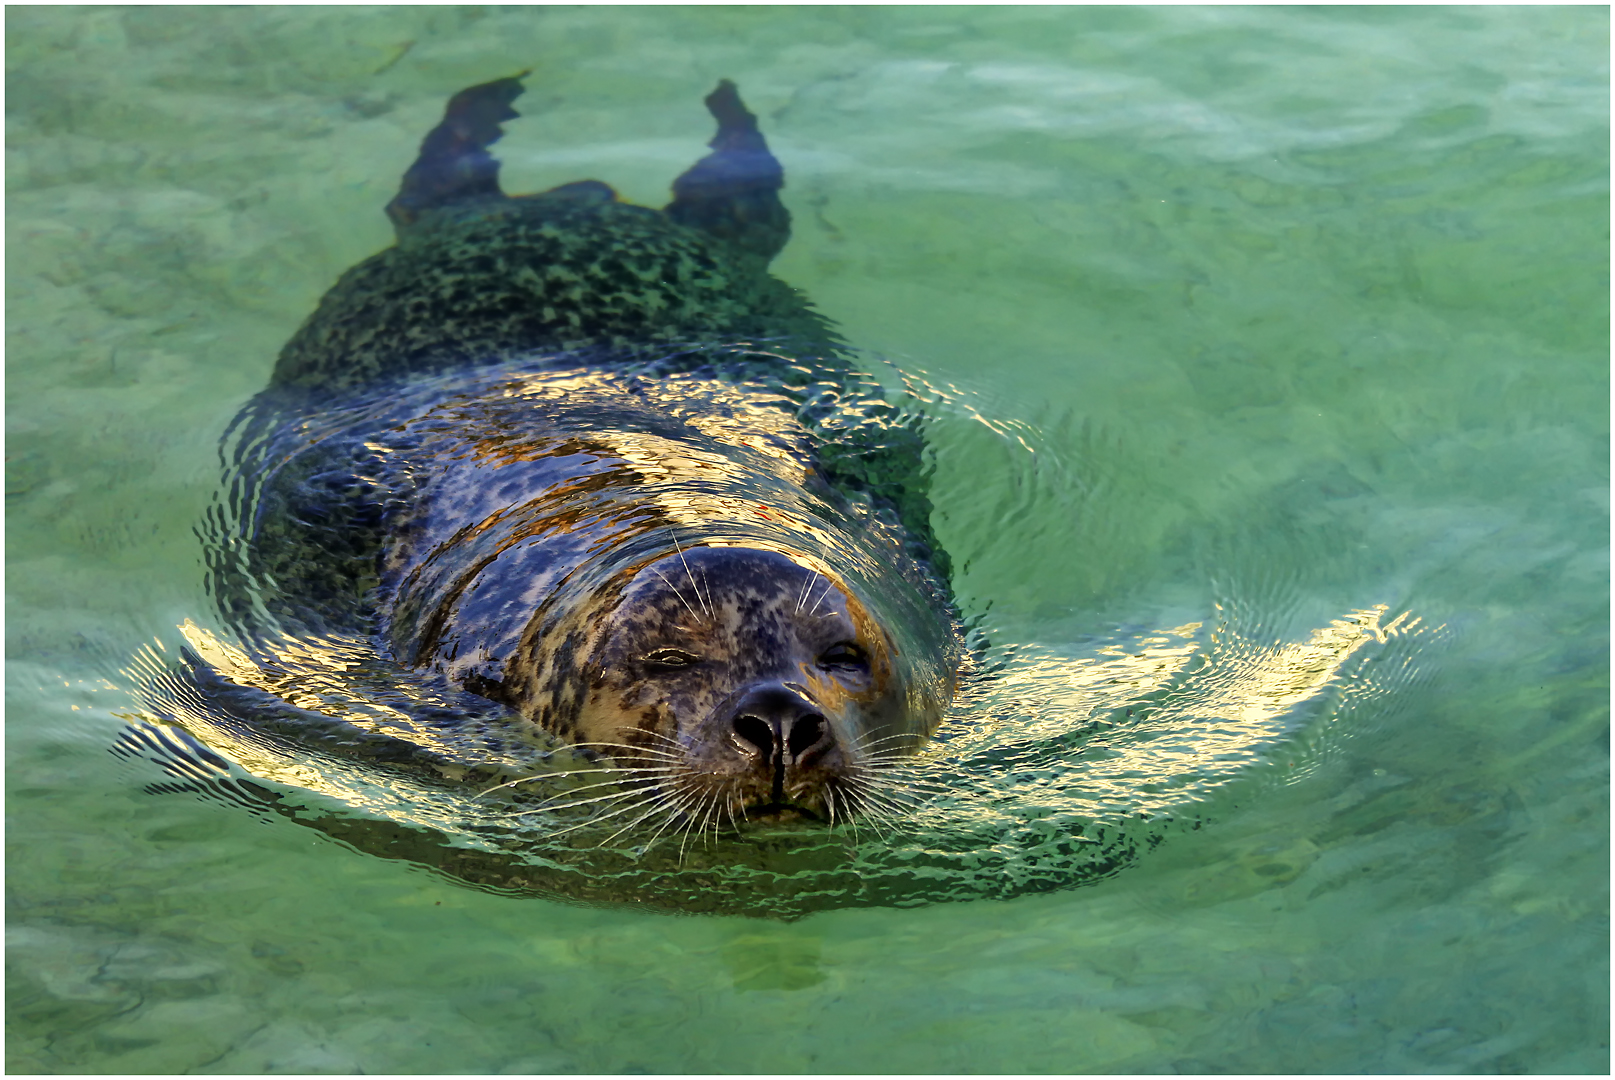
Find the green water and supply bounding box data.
[7,5,1607,1072]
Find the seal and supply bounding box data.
[204,73,963,837]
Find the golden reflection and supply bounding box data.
[140,357,1443,911]
[121,593,1436,919]
[950,622,1205,748]
[389,368,846,621]
[129,627,570,847]
[451,370,809,478]
[998,605,1427,819]
[126,639,355,803]
[170,620,555,782]
[1188,605,1422,728]
[156,604,1431,841]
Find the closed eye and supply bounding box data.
[818,642,867,670]
[642,648,700,671]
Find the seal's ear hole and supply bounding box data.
[818,642,867,671]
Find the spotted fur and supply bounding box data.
[213,75,962,833]
[273,190,841,395]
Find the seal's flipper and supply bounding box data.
[386,72,531,230]
[666,80,791,264]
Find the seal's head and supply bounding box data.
[512,545,942,824]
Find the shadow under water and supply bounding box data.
[118,356,1440,919]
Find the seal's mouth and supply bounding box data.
[740,800,825,825]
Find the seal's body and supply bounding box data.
[215,75,961,831]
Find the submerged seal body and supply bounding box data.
[209,75,962,832]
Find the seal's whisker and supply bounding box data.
[857,759,938,778]
[866,755,952,777]
[855,747,945,772]
[547,789,675,839]
[805,574,834,618]
[683,785,726,860]
[854,759,926,778]
[675,789,713,864]
[807,577,833,619]
[850,778,918,819]
[851,731,928,754]
[532,791,658,833]
[875,770,953,794]
[698,788,725,848]
[472,774,552,800]
[858,785,929,816]
[494,792,637,820]
[471,766,667,801]
[629,774,707,852]
[519,777,669,805]
[595,787,692,848]
[523,762,680,782]
[852,730,924,749]
[851,751,926,771]
[602,798,682,854]
[847,759,950,788]
[851,801,900,838]
[497,782,663,818]
[841,775,910,829]
[827,784,861,845]
[652,568,704,625]
[857,749,939,768]
[527,772,674,802]
[632,802,687,856]
[846,763,921,790]
[711,785,734,836]
[706,784,731,841]
[632,780,702,852]
[861,799,913,833]
[567,740,685,761]
[549,759,683,775]
[548,768,684,787]
[794,570,819,615]
[670,785,704,849]
[675,784,720,858]
[667,529,712,621]
[847,793,891,841]
[697,567,715,621]
[861,778,942,809]
[635,730,689,754]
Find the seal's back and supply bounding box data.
[272,76,842,395]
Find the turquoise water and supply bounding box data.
[7,5,1607,1072]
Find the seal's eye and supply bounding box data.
[642,648,699,671]
[818,642,867,670]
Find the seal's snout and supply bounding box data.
[727,683,834,771]
[560,545,945,830]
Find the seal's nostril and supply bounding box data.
[787,713,826,762]
[732,715,775,763]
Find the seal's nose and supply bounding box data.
[727,683,833,770]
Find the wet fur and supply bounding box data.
[217,75,961,838]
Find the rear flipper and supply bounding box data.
[385,75,787,265]
[667,80,792,264]
[386,72,535,230]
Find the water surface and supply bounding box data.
[7,6,1607,1072]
